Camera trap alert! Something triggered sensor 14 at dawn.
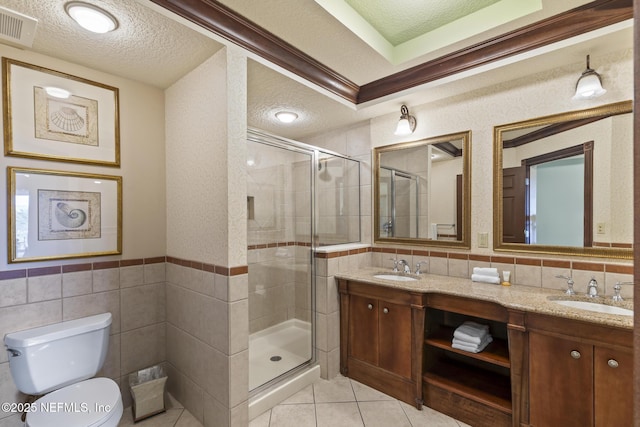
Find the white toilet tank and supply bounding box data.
[4,313,112,395]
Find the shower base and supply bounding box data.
[249,318,312,390]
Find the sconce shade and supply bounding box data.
[573,55,606,100]
[394,105,416,136]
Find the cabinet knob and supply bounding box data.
[367,304,373,310]
[383,307,389,314]
[570,350,581,359]
[607,359,619,368]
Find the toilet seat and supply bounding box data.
[27,377,123,427]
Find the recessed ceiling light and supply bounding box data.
[65,2,118,34]
[275,111,298,123]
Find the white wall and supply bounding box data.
[0,44,166,270]
[369,47,633,259]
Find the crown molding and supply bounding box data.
[150,0,632,104]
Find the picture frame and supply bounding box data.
[8,167,122,263]
[2,58,120,166]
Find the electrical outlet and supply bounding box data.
[478,232,489,248]
[597,223,606,234]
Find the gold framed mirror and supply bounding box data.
[493,101,632,259]
[374,131,471,249]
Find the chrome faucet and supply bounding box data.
[586,277,598,298]
[613,281,632,302]
[555,275,576,296]
[397,259,411,274]
[415,260,428,275]
[389,258,399,272]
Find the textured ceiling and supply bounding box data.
[0,0,631,142]
[0,0,223,88]
[343,0,500,46]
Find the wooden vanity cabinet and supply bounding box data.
[527,314,632,427]
[339,279,425,408]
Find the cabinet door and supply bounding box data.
[594,347,632,427]
[378,300,412,378]
[349,294,379,366]
[529,332,593,427]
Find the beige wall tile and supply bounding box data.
[229,300,248,354]
[229,350,248,408]
[448,258,469,278]
[92,268,120,292]
[28,274,61,302]
[178,374,205,424]
[0,301,62,363]
[120,323,166,375]
[328,311,340,352]
[429,256,448,276]
[144,262,166,284]
[230,400,248,427]
[63,291,121,333]
[201,344,229,407]
[120,265,144,288]
[514,264,541,287]
[203,392,228,427]
[62,271,93,298]
[226,274,248,302]
[0,279,26,308]
[121,283,166,332]
[0,362,22,410]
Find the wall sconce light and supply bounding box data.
[573,55,606,100]
[394,105,416,136]
[65,2,118,34]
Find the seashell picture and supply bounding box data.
[3,58,118,166]
[38,189,101,241]
[34,86,99,147]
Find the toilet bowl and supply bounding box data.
[4,313,123,427]
[26,378,123,427]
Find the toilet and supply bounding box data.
[4,313,123,427]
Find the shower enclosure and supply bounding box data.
[246,130,359,397]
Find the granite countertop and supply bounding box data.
[335,267,634,330]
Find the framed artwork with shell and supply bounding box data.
[7,167,122,263]
[2,58,120,166]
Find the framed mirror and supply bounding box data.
[374,131,471,249]
[493,101,632,259]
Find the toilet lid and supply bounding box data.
[27,378,122,427]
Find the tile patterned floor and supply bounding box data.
[118,375,470,427]
[250,375,471,427]
[118,394,202,427]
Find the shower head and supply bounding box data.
[318,159,331,181]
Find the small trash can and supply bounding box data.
[128,365,167,422]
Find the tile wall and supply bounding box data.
[0,257,167,426]
[164,258,249,427]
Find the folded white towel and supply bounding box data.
[454,323,490,344]
[472,267,499,277]
[452,335,493,353]
[471,274,501,284]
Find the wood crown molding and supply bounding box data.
[150,0,632,104]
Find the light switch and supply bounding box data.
[478,232,489,248]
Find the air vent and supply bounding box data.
[0,6,37,49]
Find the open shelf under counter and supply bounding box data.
[425,326,510,368]
[423,359,512,427]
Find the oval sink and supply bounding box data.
[552,300,633,316]
[373,274,418,282]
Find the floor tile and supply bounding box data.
[350,379,395,402]
[248,409,271,427]
[270,403,316,427]
[118,408,184,427]
[313,374,355,403]
[281,384,314,404]
[358,400,412,427]
[175,410,203,427]
[315,402,363,427]
[400,401,461,427]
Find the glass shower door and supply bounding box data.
[246,136,314,392]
